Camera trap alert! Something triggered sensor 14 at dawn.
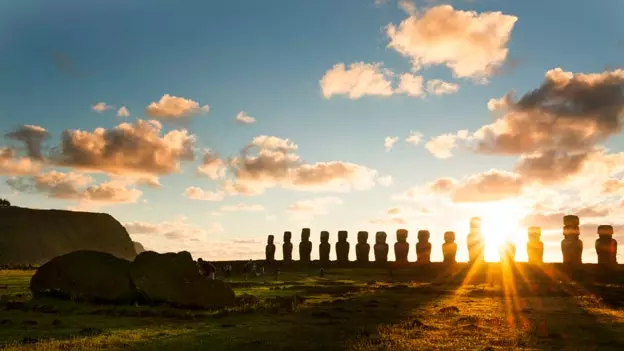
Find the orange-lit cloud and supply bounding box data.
[320,62,394,99]
[145,94,209,119]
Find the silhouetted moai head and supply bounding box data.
[416,230,432,263]
[266,235,276,262]
[301,228,311,242]
[321,231,330,243]
[442,231,457,263]
[283,231,293,262]
[358,231,368,243]
[319,231,331,263]
[561,215,582,265]
[394,229,409,263]
[527,226,544,264]
[470,217,482,231]
[596,225,617,265]
[299,228,312,262]
[374,231,389,263]
[336,230,350,262]
[356,231,370,263]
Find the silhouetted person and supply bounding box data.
[197,258,216,280]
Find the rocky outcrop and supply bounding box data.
[130,251,235,309]
[0,206,136,265]
[133,241,146,255]
[30,250,137,303]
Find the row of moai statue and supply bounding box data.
[264,216,618,265]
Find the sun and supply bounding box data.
[476,201,528,262]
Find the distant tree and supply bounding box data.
[0,198,11,207]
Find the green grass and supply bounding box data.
[2,264,624,350]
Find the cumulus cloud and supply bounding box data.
[320,62,394,99]
[5,125,49,160]
[197,150,227,180]
[386,4,518,78]
[378,175,393,187]
[92,102,114,113]
[117,106,130,117]
[424,130,469,159]
[220,203,265,212]
[125,216,222,243]
[426,79,460,95]
[396,73,424,97]
[0,148,42,176]
[235,111,256,124]
[184,186,225,201]
[384,136,399,151]
[225,136,378,195]
[405,131,424,145]
[451,169,524,203]
[602,178,624,194]
[427,177,457,193]
[7,170,141,204]
[54,119,195,176]
[145,94,210,119]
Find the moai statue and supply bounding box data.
[265,235,276,262]
[467,217,485,262]
[527,226,544,264]
[374,231,389,263]
[596,225,618,265]
[356,231,370,263]
[336,230,350,263]
[299,228,312,263]
[499,238,516,263]
[319,231,331,263]
[394,229,409,263]
[283,231,293,262]
[561,215,583,265]
[442,231,457,263]
[416,230,432,264]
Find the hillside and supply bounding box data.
[0,206,137,264]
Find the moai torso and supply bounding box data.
[356,231,370,263]
[394,229,409,263]
[319,231,331,263]
[266,235,276,262]
[561,215,582,265]
[527,226,544,264]
[416,230,432,264]
[283,231,293,262]
[442,231,457,263]
[467,217,484,262]
[299,228,312,262]
[374,231,389,263]
[596,225,617,265]
[336,230,350,262]
[500,240,516,263]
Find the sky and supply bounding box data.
[1,0,623,263]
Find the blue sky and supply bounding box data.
[1,0,623,263]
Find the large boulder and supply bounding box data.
[133,241,146,254]
[30,250,137,303]
[0,206,137,265]
[130,251,235,309]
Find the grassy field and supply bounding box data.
[2,263,624,350]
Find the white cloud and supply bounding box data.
[405,131,424,145]
[220,203,265,212]
[320,62,394,99]
[184,187,225,201]
[384,136,399,151]
[235,111,256,124]
[92,102,114,113]
[117,106,130,117]
[396,73,424,97]
[426,79,460,95]
[424,130,469,159]
[378,175,393,187]
[145,94,209,119]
